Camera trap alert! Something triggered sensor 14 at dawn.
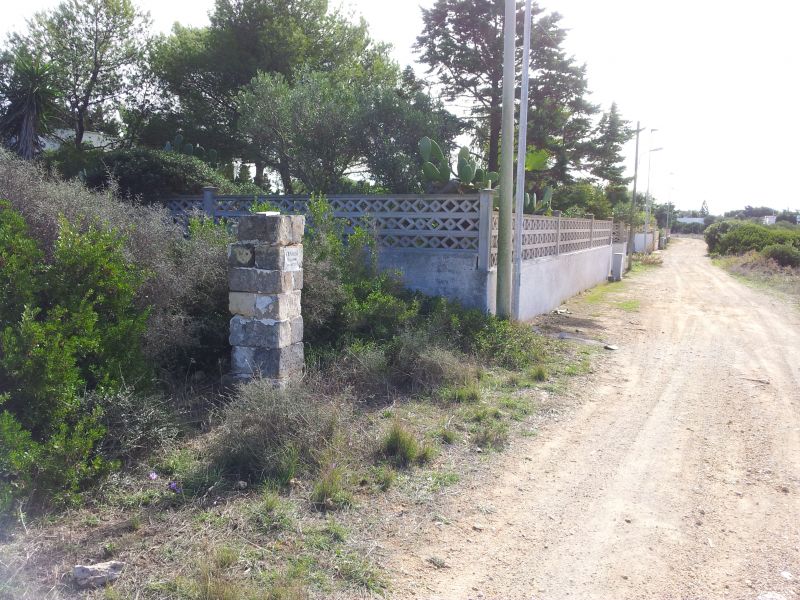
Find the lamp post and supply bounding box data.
[644,135,663,254]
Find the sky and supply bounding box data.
[2,0,799,214]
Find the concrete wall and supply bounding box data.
[633,232,656,253]
[378,249,493,311]
[516,245,613,320]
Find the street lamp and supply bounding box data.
[644,134,663,254]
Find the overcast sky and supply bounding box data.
[3,0,798,214]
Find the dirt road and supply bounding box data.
[380,238,800,600]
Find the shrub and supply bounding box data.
[381,421,423,468]
[704,220,742,254]
[762,244,800,267]
[388,331,478,393]
[1,150,234,378]
[210,379,341,482]
[310,465,352,511]
[44,146,262,203]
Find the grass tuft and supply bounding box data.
[311,466,352,511]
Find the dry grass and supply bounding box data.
[717,252,800,300]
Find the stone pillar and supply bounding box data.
[225,213,305,386]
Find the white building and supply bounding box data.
[762,215,777,225]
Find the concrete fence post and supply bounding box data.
[477,189,493,270]
[554,210,562,255]
[224,212,305,387]
[202,186,217,219]
[588,213,595,248]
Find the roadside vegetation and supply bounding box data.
[705,220,800,301]
[0,153,594,599]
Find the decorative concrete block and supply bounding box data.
[231,342,304,377]
[229,315,302,348]
[254,245,303,271]
[228,268,303,294]
[237,214,305,245]
[228,243,255,268]
[229,291,301,320]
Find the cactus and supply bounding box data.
[419,136,498,192]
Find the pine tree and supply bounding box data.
[415,0,597,178]
[589,102,633,187]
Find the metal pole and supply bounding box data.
[512,0,532,321]
[496,0,516,319]
[626,123,643,270]
[645,148,653,253]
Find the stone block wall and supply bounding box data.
[227,213,305,385]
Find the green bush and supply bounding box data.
[762,244,800,267]
[381,421,422,468]
[0,203,152,511]
[45,146,262,204]
[707,221,800,256]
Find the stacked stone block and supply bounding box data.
[227,213,305,385]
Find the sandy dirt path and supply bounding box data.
[377,238,800,600]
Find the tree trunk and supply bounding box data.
[278,162,293,195]
[74,109,86,149]
[487,86,501,173]
[254,161,265,188]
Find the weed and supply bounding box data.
[311,466,352,511]
[381,422,420,467]
[254,490,293,531]
[500,396,533,421]
[438,382,481,404]
[438,427,457,445]
[528,365,548,382]
[334,551,385,592]
[617,299,640,312]
[428,471,459,490]
[306,518,348,550]
[370,465,396,491]
[471,420,509,451]
[213,546,239,569]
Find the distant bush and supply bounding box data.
[761,244,800,267]
[717,223,799,255]
[705,220,800,256]
[43,146,262,203]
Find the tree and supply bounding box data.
[361,68,463,193]
[700,200,709,216]
[415,0,597,180]
[238,68,371,193]
[10,0,151,148]
[0,51,60,159]
[151,0,374,185]
[551,182,612,220]
[589,102,632,187]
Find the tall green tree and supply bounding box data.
[10,0,151,148]
[238,68,372,193]
[361,68,463,193]
[0,51,60,159]
[151,0,375,186]
[589,102,632,187]
[415,0,597,180]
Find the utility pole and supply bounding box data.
[512,0,532,321]
[626,122,644,271]
[496,0,516,318]
[644,129,662,255]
